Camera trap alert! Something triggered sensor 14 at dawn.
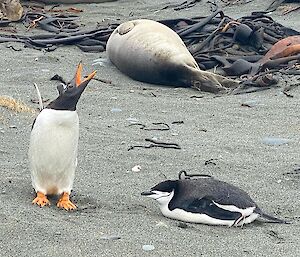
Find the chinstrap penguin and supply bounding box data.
[29,62,96,210]
[142,171,288,226]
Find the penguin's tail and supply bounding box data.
[256,209,290,224]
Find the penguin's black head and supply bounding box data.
[141,180,178,200]
[47,62,96,111]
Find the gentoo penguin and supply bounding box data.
[29,62,96,210]
[142,171,288,226]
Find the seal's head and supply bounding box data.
[47,62,96,111]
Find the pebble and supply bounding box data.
[132,165,141,172]
[126,117,139,123]
[92,58,111,67]
[111,108,122,113]
[262,137,290,146]
[142,245,155,251]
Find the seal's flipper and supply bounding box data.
[191,69,240,93]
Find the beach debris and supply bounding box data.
[204,158,217,165]
[259,36,300,64]
[177,222,188,228]
[161,0,201,11]
[171,121,184,125]
[282,5,300,15]
[30,0,118,4]
[0,95,35,113]
[282,165,300,176]
[266,0,299,12]
[99,235,121,240]
[129,122,170,131]
[131,165,141,172]
[142,245,155,251]
[50,74,67,84]
[128,138,181,151]
[262,137,290,146]
[241,100,258,108]
[266,230,285,242]
[92,77,113,84]
[0,0,23,21]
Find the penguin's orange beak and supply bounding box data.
[75,62,97,87]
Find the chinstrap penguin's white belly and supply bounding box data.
[29,109,79,195]
[160,204,259,226]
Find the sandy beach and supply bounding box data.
[0,0,300,256]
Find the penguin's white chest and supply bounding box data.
[29,109,79,195]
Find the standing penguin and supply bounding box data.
[142,171,288,226]
[29,63,96,210]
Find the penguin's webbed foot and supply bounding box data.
[32,192,50,207]
[57,192,76,211]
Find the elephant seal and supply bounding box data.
[107,19,239,93]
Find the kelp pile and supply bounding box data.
[0,7,299,90]
[160,10,300,79]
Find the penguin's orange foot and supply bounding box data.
[32,192,50,207]
[57,192,76,211]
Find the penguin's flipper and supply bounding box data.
[183,197,242,221]
[32,192,50,207]
[57,192,76,211]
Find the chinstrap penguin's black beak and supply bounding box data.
[141,191,154,196]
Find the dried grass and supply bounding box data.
[0,95,36,113]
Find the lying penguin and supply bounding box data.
[28,62,96,210]
[142,171,288,226]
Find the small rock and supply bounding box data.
[126,117,139,124]
[262,137,290,146]
[9,125,17,129]
[132,165,141,172]
[178,222,188,229]
[111,108,122,113]
[155,221,168,228]
[142,245,155,251]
